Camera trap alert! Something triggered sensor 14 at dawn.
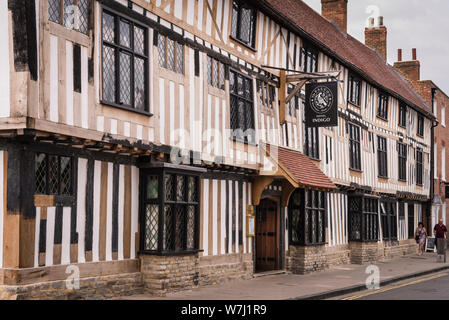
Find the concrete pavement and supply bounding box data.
[116,251,449,300]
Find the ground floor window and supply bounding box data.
[408,203,415,239]
[141,169,200,253]
[288,189,326,246]
[380,199,397,240]
[35,152,73,196]
[348,194,379,242]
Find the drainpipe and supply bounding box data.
[429,88,437,228]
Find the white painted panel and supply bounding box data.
[92,161,102,262]
[186,0,195,25]
[220,180,226,255]
[228,180,232,253]
[34,207,41,268]
[159,78,165,144]
[118,165,125,260]
[131,166,139,259]
[179,84,185,149]
[50,35,59,122]
[197,0,204,31]
[243,182,247,253]
[81,46,89,128]
[174,0,183,19]
[235,181,239,253]
[212,180,218,256]
[0,0,10,118]
[61,207,71,265]
[66,41,74,126]
[105,163,113,261]
[202,179,209,255]
[0,151,3,267]
[169,81,175,145]
[77,158,87,263]
[46,207,56,266]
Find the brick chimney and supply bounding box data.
[393,48,421,81]
[365,16,387,61]
[321,0,348,33]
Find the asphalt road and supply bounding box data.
[336,272,449,300]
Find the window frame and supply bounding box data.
[140,168,201,255]
[48,0,90,35]
[157,33,185,75]
[398,142,407,182]
[416,149,424,186]
[229,68,256,144]
[348,123,362,171]
[377,93,389,121]
[302,101,320,160]
[398,102,407,128]
[35,152,75,197]
[377,135,388,178]
[380,199,397,241]
[288,189,327,246]
[101,8,150,115]
[301,44,318,73]
[230,0,257,50]
[417,114,424,137]
[348,194,379,242]
[408,203,415,239]
[348,74,362,107]
[207,56,226,90]
[256,80,276,110]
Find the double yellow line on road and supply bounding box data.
[342,273,448,300]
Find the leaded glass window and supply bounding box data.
[35,153,73,196]
[229,69,255,143]
[380,200,397,240]
[349,123,361,171]
[141,170,200,253]
[377,93,389,120]
[398,142,407,181]
[301,45,318,73]
[230,0,257,49]
[417,114,424,137]
[349,195,379,242]
[348,74,361,106]
[377,136,388,178]
[288,189,326,246]
[157,34,184,74]
[399,102,407,127]
[48,0,89,35]
[256,80,275,109]
[207,56,226,90]
[102,10,148,112]
[416,149,423,186]
[302,101,320,160]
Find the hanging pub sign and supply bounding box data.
[305,81,338,127]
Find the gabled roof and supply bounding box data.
[259,0,432,117]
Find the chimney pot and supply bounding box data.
[369,17,375,28]
[398,49,402,62]
[378,16,384,26]
[412,48,417,60]
[365,16,387,61]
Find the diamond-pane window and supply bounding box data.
[230,0,257,49]
[35,153,73,196]
[119,52,131,106]
[49,0,89,34]
[230,70,254,142]
[48,0,61,23]
[144,205,159,251]
[141,170,199,253]
[102,10,148,112]
[35,154,47,194]
[158,34,184,74]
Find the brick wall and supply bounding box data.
[321,0,348,33]
[286,245,350,274]
[365,26,387,61]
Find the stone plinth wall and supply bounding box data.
[349,242,382,264]
[286,245,350,274]
[0,273,143,300]
[140,253,253,295]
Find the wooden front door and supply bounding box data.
[256,199,278,272]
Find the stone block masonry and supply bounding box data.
[286,245,350,274]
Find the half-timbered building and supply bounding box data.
[0,0,435,298]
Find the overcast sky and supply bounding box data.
[302,0,449,94]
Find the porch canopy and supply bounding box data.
[253,145,336,206]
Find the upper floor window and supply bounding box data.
[207,56,225,90]
[398,102,407,128]
[158,34,184,74]
[417,115,424,137]
[377,136,388,178]
[398,142,407,181]
[301,45,318,73]
[229,70,255,143]
[302,102,320,160]
[286,87,300,118]
[48,0,89,35]
[416,149,423,186]
[256,80,275,109]
[230,0,257,49]
[348,74,361,106]
[349,123,361,171]
[377,93,389,120]
[35,153,73,196]
[102,10,149,112]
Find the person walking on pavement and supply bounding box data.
[434,219,448,253]
[415,222,427,256]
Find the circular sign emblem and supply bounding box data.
[309,85,334,115]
